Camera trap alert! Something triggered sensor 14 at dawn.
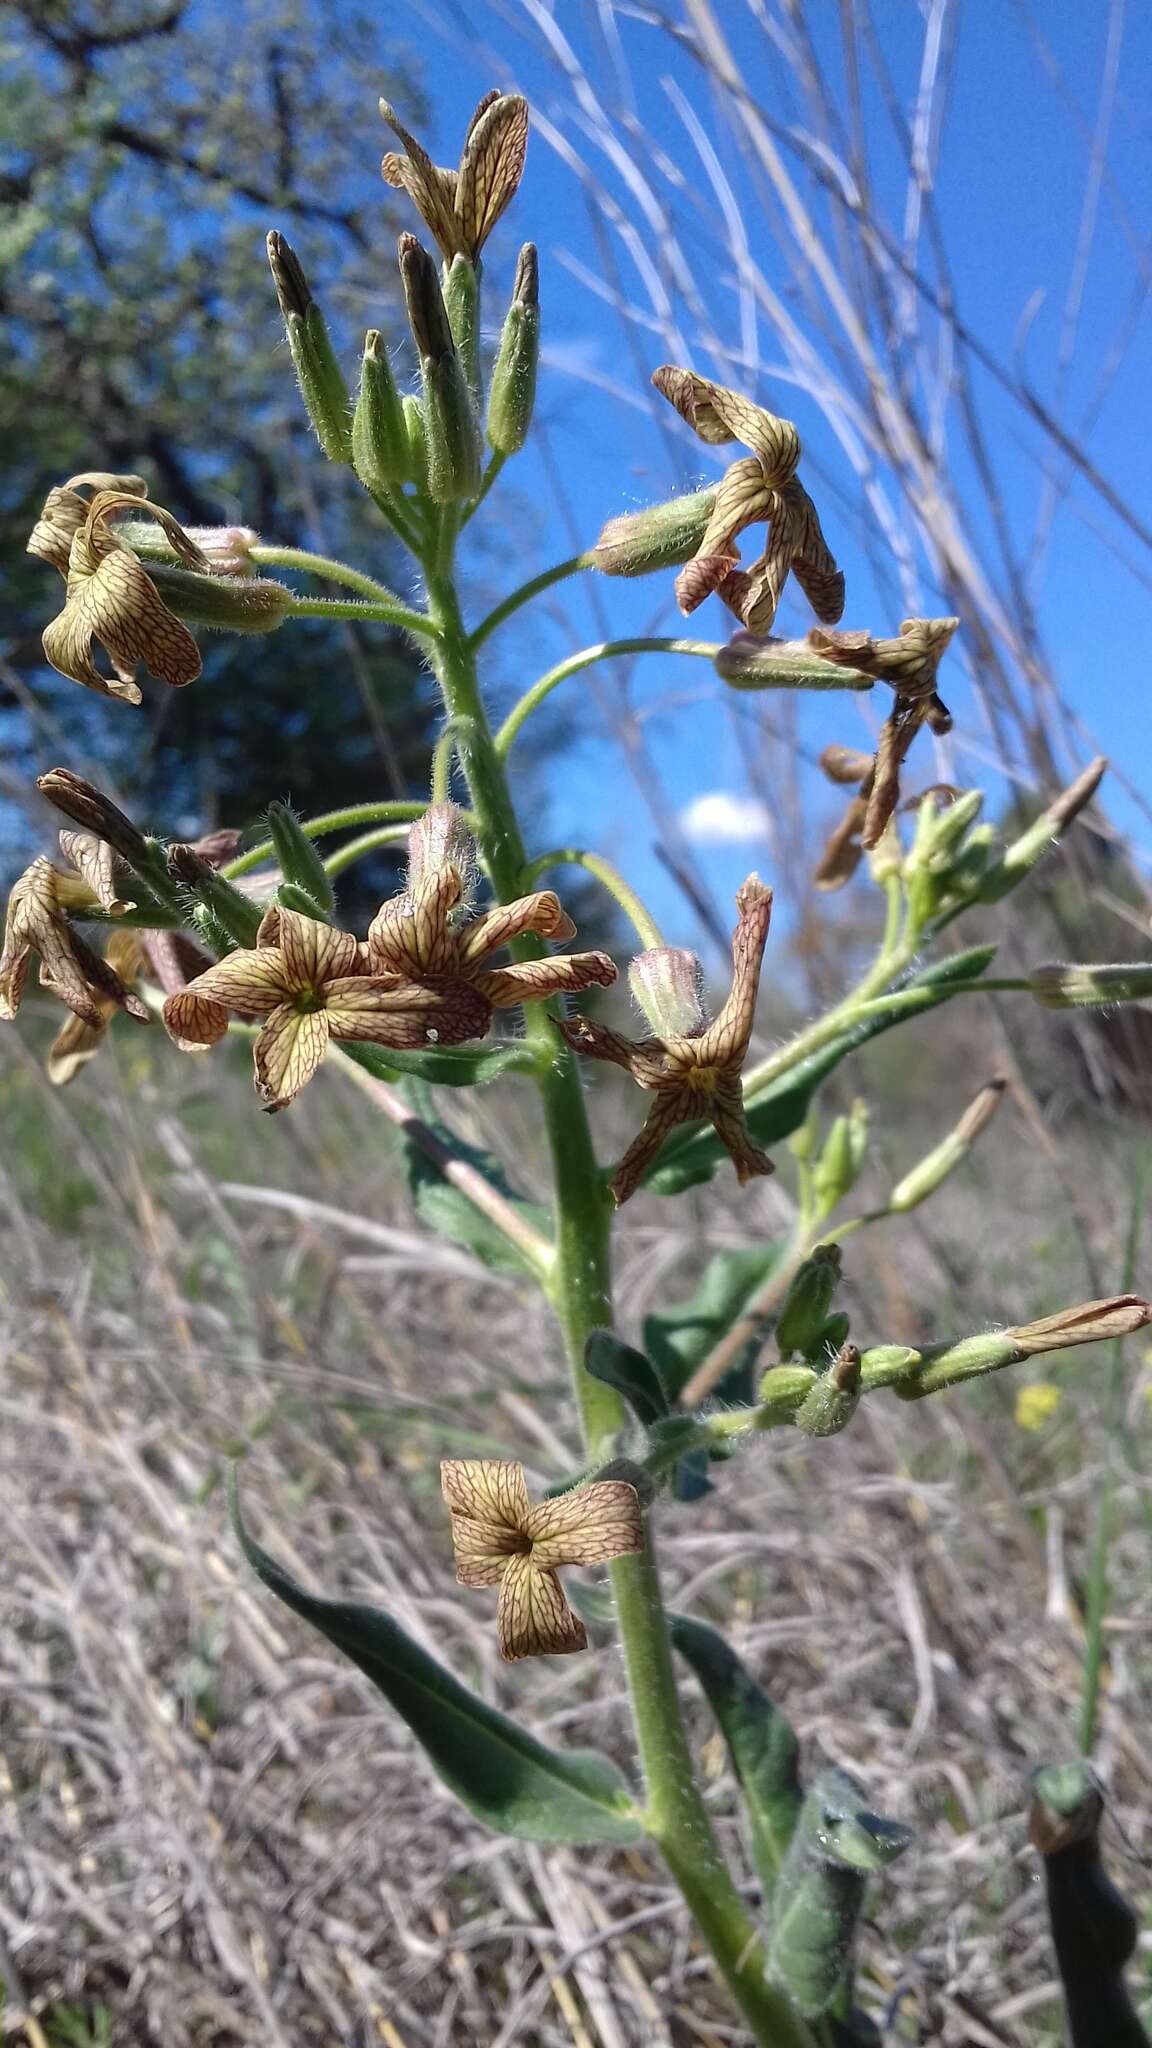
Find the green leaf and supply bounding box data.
[644,946,998,1194]
[230,1477,645,1846]
[584,1331,669,1427]
[394,1078,551,1277]
[670,1613,802,1895]
[345,1039,537,1089]
[643,1245,783,1405]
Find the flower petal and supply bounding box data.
[477,952,617,1008]
[527,1481,644,1570]
[456,93,529,257]
[709,1075,775,1186]
[162,989,231,1050]
[497,1556,587,1660]
[448,1516,524,1587]
[174,947,291,1019]
[325,975,491,1047]
[460,890,577,965]
[652,368,801,483]
[609,1088,696,1205]
[47,1009,107,1086]
[441,1459,530,1531]
[59,830,130,914]
[42,595,142,703]
[254,1002,330,1109]
[698,877,773,1067]
[379,101,464,258]
[89,552,202,690]
[274,908,358,991]
[557,1015,649,1073]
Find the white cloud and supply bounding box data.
[680,791,772,844]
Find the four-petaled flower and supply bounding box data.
[441,1459,644,1659]
[0,857,150,1031]
[652,367,844,636]
[366,805,617,1022]
[809,618,959,862]
[40,491,209,702]
[560,877,776,1204]
[162,905,489,1111]
[380,91,529,263]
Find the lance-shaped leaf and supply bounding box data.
[231,1478,645,1846]
[345,1037,538,1090]
[670,1614,801,1896]
[767,1768,911,2022]
[1029,1762,1149,2048]
[644,946,997,1194]
[584,1331,670,1428]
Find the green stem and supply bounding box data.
[423,553,810,2048]
[322,825,411,878]
[366,486,426,555]
[249,545,411,609]
[495,637,721,757]
[468,552,593,652]
[221,802,427,881]
[286,593,435,639]
[463,450,507,523]
[524,848,665,951]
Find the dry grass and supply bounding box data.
[2,1014,1151,2048]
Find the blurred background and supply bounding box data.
[2,2,1151,2042]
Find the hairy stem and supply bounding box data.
[468,552,593,652]
[495,637,720,757]
[524,847,666,950]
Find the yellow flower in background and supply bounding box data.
[1015,1382,1063,1431]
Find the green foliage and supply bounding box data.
[396,1080,551,1276]
[643,1245,783,1404]
[766,1769,911,2022]
[230,1477,646,1845]
[584,1330,670,1427]
[670,1613,802,1893]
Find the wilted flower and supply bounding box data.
[808,618,958,853]
[48,929,148,1086]
[163,906,491,1110]
[367,805,617,1022]
[0,857,149,1028]
[651,366,844,635]
[27,471,148,577]
[441,1459,643,1659]
[560,878,775,1203]
[37,768,153,869]
[40,491,209,702]
[380,91,529,263]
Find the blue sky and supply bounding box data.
[359,0,1151,951]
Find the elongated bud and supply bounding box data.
[629,947,705,1037]
[756,1364,819,1416]
[267,231,353,464]
[795,1343,861,1437]
[716,634,873,693]
[115,520,261,575]
[1030,962,1152,1008]
[486,243,540,455]
[266,802,335,916]
[788,1101,820,1163]
[399,236,481,501]
[592,488,718,577]
[146,565,291,634]
[858,1344,922,1391]
[980,756,1108,903]
[887,1077,1007,1213]
[402,396,430,491]
[352,331,410,492]
[903,787,984,876]
[893,1294,1152,1401]
[443,254,482,402]
[168,844,263,948]
[37,769,150,868]
[407,802,478,897]
[775,1244,842,1358]
[812,1101,868,1217]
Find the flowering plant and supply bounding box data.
[11,89,1152,2045]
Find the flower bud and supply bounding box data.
[443,253,482,403]
[886,1077,1006,1213]
[628,947,705,1037]
[402,396,430,491]
[114,521,261,576]
[716,634,873,693]
[267,231,353,464]
[979,756,1107,903]
[806,1310,851,1364]
[352,331,410,493]
[168,844,263,948]
[795,1343,861,1437]
[407,802,478,896]
[757,1364,819,1416]
[1008,1295,1152,1357]
[1029,962,1152,1008]
[266,802,335,917]
[775,1244,842,1359]
[811,1101,868,1217]
[591,488,718,578]
[37,769,150,868]
[486,243,539,456]
[858,1344,922,1391]
[146,565,291,634]
[399,235,481,501]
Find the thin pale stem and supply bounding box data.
[322,825,411,878]
[524,848,665,951]
[366,486,426,555]
[286,593,435,639]
[221,802,427,881]
[249,545,411,610]
[463,450,507,523]
[495,637,721,757]
[468,553,593,652]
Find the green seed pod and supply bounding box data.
[775,1244,842,1359]
[486,244,540,455]
[443,253,482,404]
[715,640,873,693]
[795,1343,861,1438]
[266,802,334,917]
[591,488,718,577]
[402,396,430,492]
[887,1077,1006,1213]
[146,565,291,634]
[352,330,410,493]
[767,1768,911,2021]
[979,756,1107,904]
[168,844,262,948]
[267,232,352,464]
[857,1344,922,1391]
[756,1364,818,1416]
